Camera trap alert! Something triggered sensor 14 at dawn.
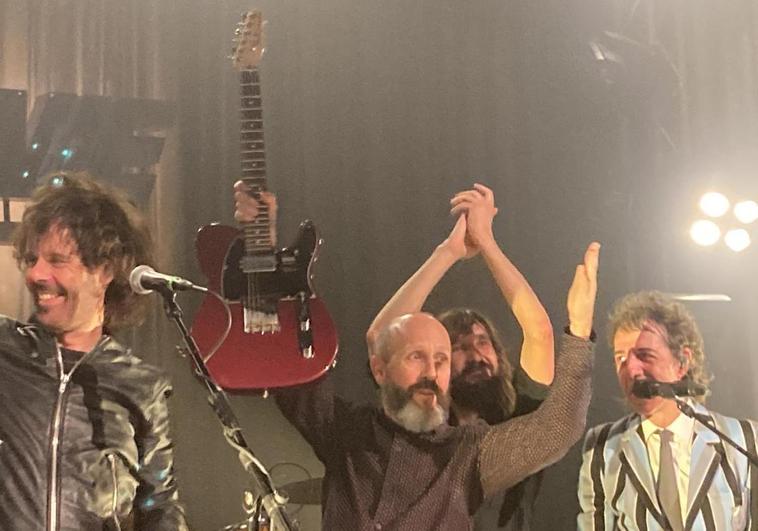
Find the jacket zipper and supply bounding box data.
[47,344,71,531]
[46,338,108,531]
[107,454,122,531]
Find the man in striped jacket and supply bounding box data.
[577,291,758,531]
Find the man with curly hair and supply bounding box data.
[0,173,188,530]
[578,291,758,531]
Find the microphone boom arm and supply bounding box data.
[157,288,296,530]
[674,397,758,468]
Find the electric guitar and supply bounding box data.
[192,10,338,391]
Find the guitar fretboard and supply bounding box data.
[240,68,272,254]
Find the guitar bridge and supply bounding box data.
[296,292,315,359]
[243,309,280,333]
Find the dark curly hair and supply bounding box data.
[13,172,154,330]
[437,308,517,417]
[608,290,712,403]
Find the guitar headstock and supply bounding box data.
[232,10,265,71]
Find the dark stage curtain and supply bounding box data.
[2,1,757,529]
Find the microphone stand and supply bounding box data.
[673,396,758,468]
[157,286,295,530]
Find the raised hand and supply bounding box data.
[233,180,278,223]
[567,242,601,339]
[233,180,278,245]
[439,214,479,260]
[449,183,498,250]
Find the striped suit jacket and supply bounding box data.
[577,404,758,530]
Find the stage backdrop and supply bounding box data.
[2,1,757,529]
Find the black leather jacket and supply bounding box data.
[0,316,188,530]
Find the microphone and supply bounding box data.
[631,378,707,399]
[129,265,205,295]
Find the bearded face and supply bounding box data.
[381,377,450,433]
[450,360,506,424]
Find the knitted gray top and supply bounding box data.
[276,333,594,531]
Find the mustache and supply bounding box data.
[408,377,443,395]
[458,360,493,378]
[30,282,65,296]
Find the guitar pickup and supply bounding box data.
[240,254,277,273]
[243,309,280,334]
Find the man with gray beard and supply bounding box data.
[235,185,599,529]
[380,373,450,433]
[273,244,599,530]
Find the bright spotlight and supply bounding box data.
[689,219,721,246]
[734,200,758,224]
[699,192,730,218]
[724,228,751,252]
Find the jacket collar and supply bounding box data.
[18,316,122,358]
[618,404,723,525]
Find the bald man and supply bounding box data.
[274,244,600,530]
[234,184,600,529]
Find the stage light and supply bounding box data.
[699,192,730,218]
[690,219,721,246]
[724,228,751,252]
[31,142,39,151]
[60,148,74,159]
[734,200,758,224]
[21,170,29,178]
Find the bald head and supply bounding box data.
[370,312,451,391]
[373,313,450,362]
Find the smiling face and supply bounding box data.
[22,224,113,344]
[450,322,500,383]
[613,321,690,420]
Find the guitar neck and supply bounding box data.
[239,68,273,254]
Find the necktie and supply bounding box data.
[658,429,683,531]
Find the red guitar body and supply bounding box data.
[192,222,338,391]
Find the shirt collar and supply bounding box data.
[640,407,695,444]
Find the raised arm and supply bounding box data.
[365,214,474,357]
[451,184,554,384]
[478,242,600,498]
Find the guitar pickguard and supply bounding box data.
[222,219,318,304]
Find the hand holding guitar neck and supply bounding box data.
[233,180,278,246]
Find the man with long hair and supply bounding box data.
[0,173,188,530]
